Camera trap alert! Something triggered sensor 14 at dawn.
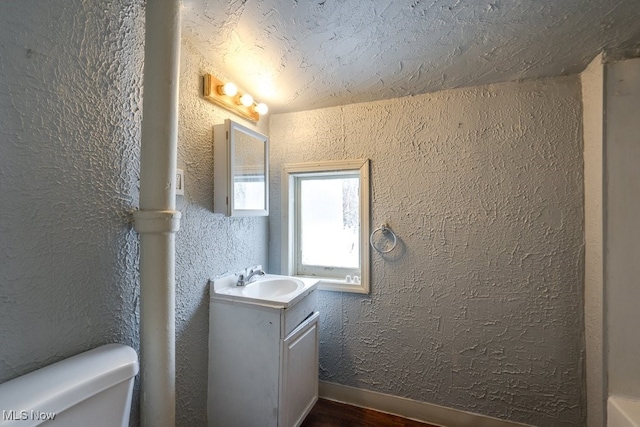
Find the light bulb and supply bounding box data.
[254,103,269,115]
[218,82,238,96]
[239,93,254,107]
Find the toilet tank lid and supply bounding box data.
[0,344,139,416]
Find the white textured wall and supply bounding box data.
[582,55,606,427]
[0,4,268,426]
[269,77,585,426]
[605,57,640,399]
[0,0,144,422]
[175,38,269,426]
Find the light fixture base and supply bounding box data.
[203,74,259,122]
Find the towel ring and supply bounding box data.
[369,224,397,254]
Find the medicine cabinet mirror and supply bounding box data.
[214,119,269,216]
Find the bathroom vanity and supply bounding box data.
[208,274,319,427]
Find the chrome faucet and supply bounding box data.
[236,267,265,286]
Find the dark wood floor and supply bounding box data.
[301,398,439,427]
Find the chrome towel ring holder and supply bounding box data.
[369,223,397,253]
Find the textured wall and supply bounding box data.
[605,57,640,398]
[269,77,585,426]
[0,4,269,425]
[0,0,144,422]
[175,38,269,427]
[581,55,606,427]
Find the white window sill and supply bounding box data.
[294,276,370,294]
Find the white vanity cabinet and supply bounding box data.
[208,289,319,427]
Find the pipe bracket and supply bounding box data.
[133,209,182,234]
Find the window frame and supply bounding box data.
[281,159,370,294]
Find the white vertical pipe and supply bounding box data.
[133,1,181,426]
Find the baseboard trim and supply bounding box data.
[318,381,534,427]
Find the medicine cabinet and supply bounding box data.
[213,119,269,216]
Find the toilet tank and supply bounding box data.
[0,344,138,427]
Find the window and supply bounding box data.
[281,159,370,293]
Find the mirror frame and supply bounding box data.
[214,119,269,217]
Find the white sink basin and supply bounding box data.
[211,274,318,308]
[242,277,304,298]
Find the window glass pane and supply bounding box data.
[299,175,359,269]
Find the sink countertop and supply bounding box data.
[210,274,319,309]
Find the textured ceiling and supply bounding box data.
[182,0,640,114]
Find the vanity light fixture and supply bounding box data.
[203,74,268,122]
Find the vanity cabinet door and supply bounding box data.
[280,312,320,427]
[213,119,269,216]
